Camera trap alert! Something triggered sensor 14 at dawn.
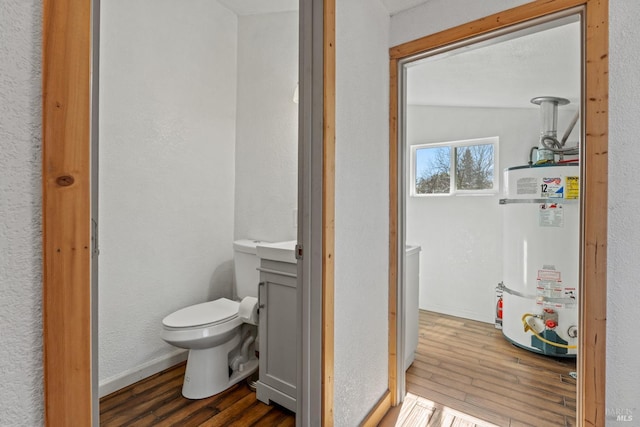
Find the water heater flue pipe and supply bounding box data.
[532,96,579,160]
[561,110,580,146]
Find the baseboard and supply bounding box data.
[419,304,493,324]
[99,349,188,398]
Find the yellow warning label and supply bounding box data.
[566,176,579,199]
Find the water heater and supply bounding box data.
[499,164,579,356]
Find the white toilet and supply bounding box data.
[161,239,262,399]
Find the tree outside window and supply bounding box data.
[412,137,497,196]
[415,146,450,194]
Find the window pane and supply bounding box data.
[415,146,451,194]
[455,144,494,190]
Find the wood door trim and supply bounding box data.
[390,0,588,60]
[42,0,93,424]
[388,56,400,407]
[388,1,608,426]
[323,0,336,424]
[361,391,392,427]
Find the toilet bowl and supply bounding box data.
[161,240,262,399]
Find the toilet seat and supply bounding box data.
[162,298,239,329]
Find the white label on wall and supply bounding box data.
[539,203,564,227]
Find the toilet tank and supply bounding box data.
[233,239,262,299]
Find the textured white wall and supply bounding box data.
[334,0,390,424]
[0,1,44,425]
[98,0,238,384]
[234,12,299,243]
[407,106,579,323]
[607,0,640,420]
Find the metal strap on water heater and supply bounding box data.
[499,198,580,205]
[500,282,537,299]
[500,282,577,305]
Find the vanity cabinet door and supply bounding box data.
[256,268,297,411]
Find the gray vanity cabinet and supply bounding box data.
[255,258,297,412]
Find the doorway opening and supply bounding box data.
[96,3,301,424]
[388,1,608,426]
[41,0,333,423]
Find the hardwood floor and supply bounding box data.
[100,363,294,426]
[400,310,576,427]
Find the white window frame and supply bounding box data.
[410,136,499,197]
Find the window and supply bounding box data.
[411,137,498,196]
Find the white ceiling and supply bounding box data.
[218,0,425,15]
[381,0,433,15]
[406,20,581,109]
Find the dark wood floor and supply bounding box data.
[400,310,577,427]
[100,363,294,426]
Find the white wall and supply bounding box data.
[0,1,44,425]
[98,0,238,390]
[334,0,390,424]
[234,12,299,243]
[407,106,578,323]
[608,0,640,420]
[393,0,640,421]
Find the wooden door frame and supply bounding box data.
[388,1,608,426]
[42,0,93,424]
[42,0,335,424]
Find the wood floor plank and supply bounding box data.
[516,374,576,395]
[464,394,566,427]
[248,408,293,427]
[153,384,247,426]
[470,378,565,405]
[99,388,135,414]
[508,419,537,427]
[466,382,575,419]
[405,384,510,427]
[193,393,258,427]
[100,364,186,414]
[101,386,181,426]
[274,415,296,427]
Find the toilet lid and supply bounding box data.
[162,298,239,328]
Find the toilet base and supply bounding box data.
[181,334,258,399]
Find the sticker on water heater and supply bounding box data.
[516,177,538,195]
[540,177,564,198]
[539,203,564,227]
[537,269,562,282]
[566,176,580,199]
[564,288,577,300]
